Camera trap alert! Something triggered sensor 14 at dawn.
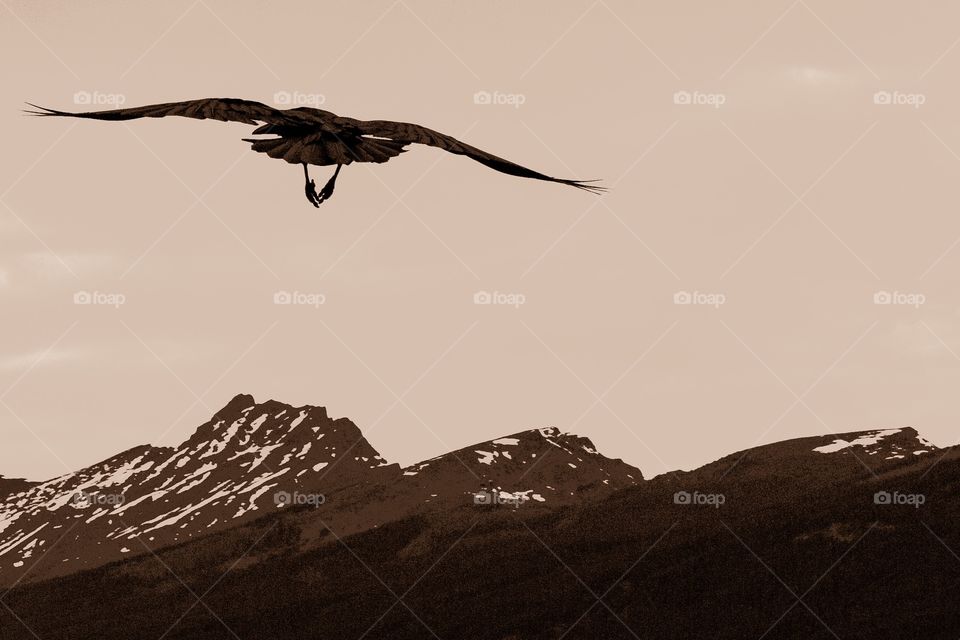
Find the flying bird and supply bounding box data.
[25,98,604,207]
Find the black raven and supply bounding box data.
[26,98,604,207]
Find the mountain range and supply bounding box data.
[0,394,640,586]
[1,394,957,639]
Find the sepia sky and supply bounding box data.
[4,1,960,481]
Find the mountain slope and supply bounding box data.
[0,394,400,584]
[0,421,953,639]
[401,426,641,507]
[0,395,641,586]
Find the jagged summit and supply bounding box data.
[0,395,398,584]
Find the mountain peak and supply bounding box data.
[811,427,936,460]
[218,392,257,415]
[0,395,397,585]
[692,425,940,485]
[400,425,642,507]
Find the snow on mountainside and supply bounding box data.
[679,426,941,490]
[3,390,935,590]
[0,394,399,584]
[401,426,642,506]
[811,427,936,459]
[1,419,958,640]
[0,395,645,586]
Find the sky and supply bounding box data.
[3,0,960,481]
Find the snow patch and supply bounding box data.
[813,429,902,454]
[290,410,309,428]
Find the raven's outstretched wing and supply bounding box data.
[26,99,604,192]
[24,98,298,126]
[348,119,605,194]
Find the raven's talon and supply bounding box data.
[317,176,336,203]
[303,163,339,208]
[305,179,323,207]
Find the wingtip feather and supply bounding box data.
[562,179,607,195]
[22,102,64,117]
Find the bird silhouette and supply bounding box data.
[25,98,605,207]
